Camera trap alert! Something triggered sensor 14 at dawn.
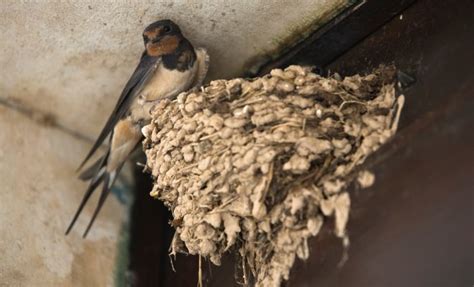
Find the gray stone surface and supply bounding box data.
[0,106,123,286]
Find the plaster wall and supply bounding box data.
[0,0,350,139]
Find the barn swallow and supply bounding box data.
[66,19,209,237]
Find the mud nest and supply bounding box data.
[142,65,404,286]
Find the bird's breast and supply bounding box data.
[141,63,197,102]
[129,62,197,124]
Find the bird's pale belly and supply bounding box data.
[143,64,196,101]
[130,63,197,123]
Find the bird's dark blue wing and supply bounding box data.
[77,52,160,170]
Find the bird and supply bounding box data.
[66,19,210,237]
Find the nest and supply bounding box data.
[142,65,404,286]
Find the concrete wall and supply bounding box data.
[0,1,350,285]
[0,106,124,286]
[0,0,349,139]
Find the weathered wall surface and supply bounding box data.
[0,106,124,286]
[0,1,350,285]
[0,0,349,139]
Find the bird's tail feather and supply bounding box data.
[81,171,115,238]
[66,149,123,237]
[78,156,105,181]
[65,167,106,236]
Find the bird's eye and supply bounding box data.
[163,26,171,33]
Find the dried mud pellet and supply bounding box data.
[208,114,224,130]
[224,117,247,128]
[262,77,279,92]
[286,65,310,76]
[283,70,296,80]
[294,76,306,86]
[270,68,285,78]
[277,81,295,92]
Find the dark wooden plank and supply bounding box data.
[287,0,474,285]
[255,0,417,76]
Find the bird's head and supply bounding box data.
[143,19,185,57]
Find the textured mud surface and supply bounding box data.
[143,65,403,286]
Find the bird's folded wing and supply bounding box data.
[78,53,162,170]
